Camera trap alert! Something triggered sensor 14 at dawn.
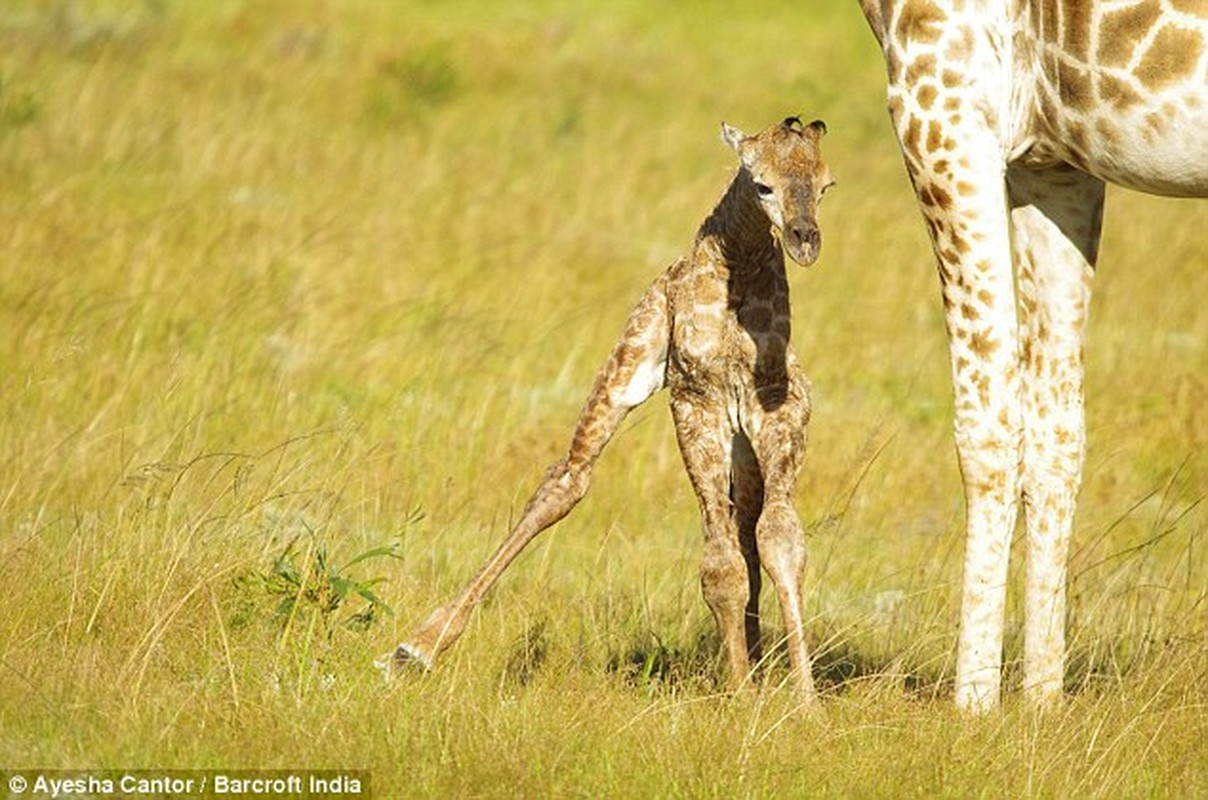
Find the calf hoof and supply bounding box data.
[375,642,433,681]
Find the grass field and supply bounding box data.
[1,1,1205,796]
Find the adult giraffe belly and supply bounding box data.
[1062,99,1208,198]
[1026,2,1208,198]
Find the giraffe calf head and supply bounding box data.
[721,116,834,266]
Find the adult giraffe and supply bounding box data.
[856,0,1208,711]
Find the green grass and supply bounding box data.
[1,1,1204,796]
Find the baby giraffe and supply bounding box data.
[388,116,833,697]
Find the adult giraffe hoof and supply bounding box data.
[375,642,433,681]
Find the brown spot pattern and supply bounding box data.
[969,330,1000,359]
[1097,73,1144,109]
[904,114,923,155]
[1098,0,1162,67]
[918,84,939,109]
[1062,0,1094,61]
[1056,60,1093,110]
[1170,0,1208,17]
[907,54,938,83]
[927,119,945,151]
[1135,25,1205,90]
[931,183,953,209]
[1041,0,1059,41]
[896,0,948,44]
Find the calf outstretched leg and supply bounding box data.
[387,275,670,674]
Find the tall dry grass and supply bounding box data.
[0,1,1203,796]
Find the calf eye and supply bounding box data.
[754,182,774,197]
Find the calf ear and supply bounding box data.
[720,122,746,152]
[805,119,828,139]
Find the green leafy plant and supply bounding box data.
[241,533,404,640]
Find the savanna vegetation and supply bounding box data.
[0,1,1204,796]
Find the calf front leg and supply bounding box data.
[749,374,815,701]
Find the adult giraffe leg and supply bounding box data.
[940,184,1022,713]
[1008,165,1103,707]
[886,53,1022,710]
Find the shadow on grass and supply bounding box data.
[499,620,552,689]
[599,627,950,698]
[604,630,718,692]
[810,638,945,698]
[492,617,1200,701]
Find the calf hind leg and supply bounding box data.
[389,455,593,671]
[386,275,671,675]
